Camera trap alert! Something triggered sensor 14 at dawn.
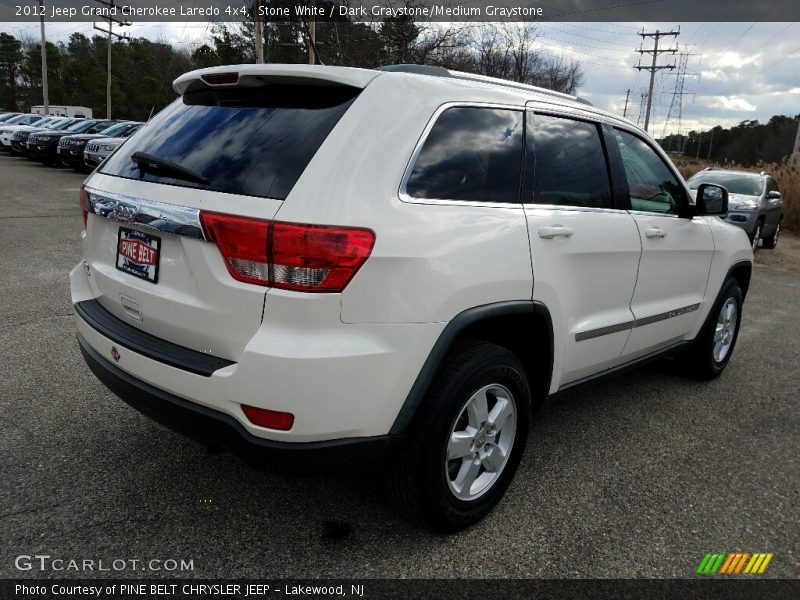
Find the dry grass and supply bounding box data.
[671,156,800,234]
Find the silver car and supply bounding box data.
[687,168,784,251]
[83,123,142,169]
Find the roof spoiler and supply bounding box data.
[174,64,381,95]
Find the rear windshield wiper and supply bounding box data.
[130,151,209,185]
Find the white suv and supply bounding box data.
[70,64,753,531]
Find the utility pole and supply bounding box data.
[637,91,647,126]
[791,119,800,166]
[696,131,702,159]
[707,129,714,160]
[635,28,679,133]
[622,89,631,118]
[308,0,317,65]
[37,0,48,114]
[93,0,130,119]
[254,0,263,63]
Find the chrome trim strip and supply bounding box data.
[85,189,206,241]
[575,321,634,342]
[523,203,629,215]
[633,303,701,328]
[575,303,702,342]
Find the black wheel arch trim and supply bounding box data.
[725,260,753,299]
[389,300,553,435]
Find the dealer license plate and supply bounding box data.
[116,227,161,283]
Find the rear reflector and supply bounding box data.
[200,211,375,293]
[79,185,89,227]
[241,405,295,431]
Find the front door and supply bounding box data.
[611,127,715,359]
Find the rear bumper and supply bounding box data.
[78,334,399,473]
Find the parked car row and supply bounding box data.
[0,111,142,172]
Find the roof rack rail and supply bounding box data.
[375,64,591,105]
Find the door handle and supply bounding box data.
[538,225,574,239]
[645,227,666,238]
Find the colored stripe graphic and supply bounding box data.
[698,552,774,575]
[758,554,774,573]
[696,553,712,574]
[719,553,737,574]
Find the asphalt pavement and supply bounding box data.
[0,152,797,579]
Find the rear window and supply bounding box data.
[100,84,359,199]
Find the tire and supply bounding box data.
[678,278,743,380]
[750,222,762,252]
[762,220,781,249]
[385,340,530,532]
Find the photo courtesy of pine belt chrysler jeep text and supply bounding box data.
[70,64,754,531]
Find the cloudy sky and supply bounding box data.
[3,20,798,136]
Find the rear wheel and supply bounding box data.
[678,277,743,380]
[385,340,530,532]
[762,220,781,249]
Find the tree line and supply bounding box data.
[661,115,800,166]
[0,31,192,120]
[1,15,584,121]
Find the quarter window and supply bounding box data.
[529,115,613,209]
[615,128,687,214]
[405,107,524,203]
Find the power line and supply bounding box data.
[634,28,679,133]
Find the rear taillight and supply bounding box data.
[79,185,88,227]
[199,212,270,285]
[200,211,374,293]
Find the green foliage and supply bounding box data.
[1,31,191,121]
[664,115,800,165]
[0,32,23,110]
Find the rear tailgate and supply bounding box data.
[80,67,373,362]
[81,177,281,361]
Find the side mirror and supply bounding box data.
[767,190,781,199]
[695,183,728,216]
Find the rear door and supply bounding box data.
[523,110,642,387]
[611,127,714,359]
[82,80,362,361]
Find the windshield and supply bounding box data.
[65,120,97,133]
[687,172,763,196]
[6,115,37,125]
[51,120,76,130]
[98,122,132,137]
[100,84,359,200]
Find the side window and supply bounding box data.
[405,107,524,203]
[530,114,613,209]
[614,128,687,214]
[766,178,779,194]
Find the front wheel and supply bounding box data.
[750,222,762,252]
[385,340,530,532]
[678,278,743,380]
[762,221,781,249]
